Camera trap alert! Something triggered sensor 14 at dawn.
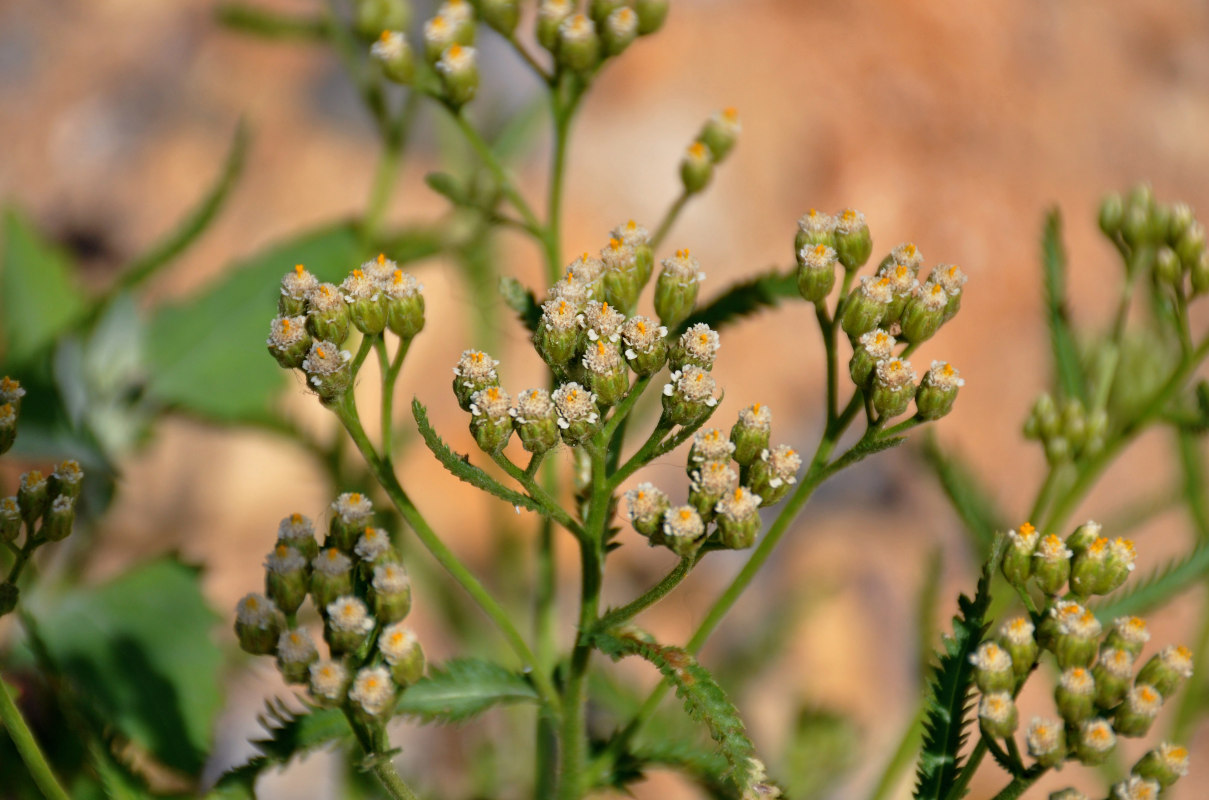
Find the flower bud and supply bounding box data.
[634,0,669,34]
[355,0,411,38]
[329,492,374,551]
[311,548,354,610]
[671,323,720,372]
[1111,776,1162,800]
[380,621,425,686]
[265,543,309,616]
[796,243,839,303]
[688,460,738,523]
[969,642,1015,693]
[1054,606,1102,670]
[749,444,801,506]
[1135,645,1193,698]
[452,349,500,410]
[714,486,762,549]
[18,471,48,528]
[680,141,714,195]
[1114,684,1163,737]
[1176,221,1205,269]
[306,284,351,345]
[601,7,638,56]
[557,14,600,72]
[0,582,17,616]
[901,282,948,344]
[1155,246,1182,288]
[1099,192,1125,237]
[350,665,397,720]
[930,264,967,321]
[600,239,642,310]
[423,15,458,62]
[371,562,412,623]
[1026,717,1066,768]
[1191,251,1209,295]
[588,0,625,26]
[537,0,574,52]
[1066,519,1101,557]
[47,461,82,504]
[278,513,319,561]
[796,210,836,252]
[512,388,560,454]
[877,263,920,325]
[354,526,395,570]
[849,329,895,390]
[698,108,740,164]
[371,30,416,85]
[309,659,350,706]
[1002,523,1039,587]
[1055,667,1096,724]
[439,0,476,41]
[1069,537,1108,597]
[1,376,26,416]
[0,403,15,455]
[325,596,374,656]
[840,276,893,339]
[661,366,719,427]
[479,0,519,35]
[42,495,75,542]
[654,249,704,329]
[998,617,1038,679]
[626,482,670,538]
[337,269,384,336]
[915,361,964,421]
[611,220,654,285]
[1099,537,1136,595]
[583,340,628,407]
[235,593,285,655]
[536,298,583,368]
[0,498,20,543]
[1093,648,1135,708]
[730,404,771,466]
[302,341,353,401]
[1133,743,1190,788]
[553,382,601,445]
[978,691,1018,738]
[870,357,916,420]
[1105,616,1150,659]
[620,315,668,376]
[1037,598,1082,651]
[276,629,319,684]
[1033,534,1072,596]
[687,428,735,477]
[657,505,705,558]
[470,386,515,454]
[1074,718,1117,765]
[833,209,872,271]
[266,315,311,370]
[437,44,479,107]
[280,264,318,316]
[382,267,426,340]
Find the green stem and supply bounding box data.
[986,766,1046,800]
[364,141,401,242]
[0,677,71,800]
[380,338,410,458]
[448,109,543,234]
[543,86,580,284]
[506,35,553,83]
[594,557,694,632]
[491,452,585,538]
[650,190,690,251]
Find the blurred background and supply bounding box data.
[2,0,1209,798]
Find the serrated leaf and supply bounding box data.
[678,269,799,333]
[1093,541,1209,621]
[913,535,1005,800]
[920,432,1006,559]
[591,628,769,795]
[1,207,87,366]
[499,276,542,333]
[397,658,539,723]
[1041,210,1086,403]
[412,399,544,514]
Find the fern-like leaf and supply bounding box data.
[413,399,544,514]
[1041,210,1086,403]
[396,657,539,723]
[1094,541,1209,621]
[591,627,770,795]
[913,535,1005,800]
[499,275,542,333]
[678,269,798,333]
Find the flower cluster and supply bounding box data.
[267,255,425,402]
[971,520,1192,796]
[1099,184,1209,298]
[234,494,424,722]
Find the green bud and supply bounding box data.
[311,548,354,610]
[1055,667,1096,724]
[278,264,318,316]
[0,582,17,616]
[309,660,350,707]
[748,444,801,506]
[537,0,574,52]
[328,492,374,552]
[557,14,600,72]
[900,282,948,344]
[698,108,741,163]
[1104,615,1150,659]
[670,323,720,372]
[438,0,477,44]
[278,513,319,562]
[1111,777,1162,800]
[1132,743,1190,788]
[453,349,500,410]
[869,358,916,420]
[265,544,309,616]
[1093,648,1134,709]
[370,31,416,85]
[661,366,719,427]
[1099,192,1125,237]
[654,249,704,329]
[876,262,919,325]
[17,471,48,529]
[1069,537,1109,597]
[688,460,737,523]
[601,7,639,56]
[915,361,963,421]
[1127,183,1155,216]
[625,483,670,539]
[1044,435,1070,465]
[1002,523,1039,588]
[436,44,479,107]
[0,497,20,543]
[795,210,836,253]
[380,623,426,687]
[1191,251,1209,295]
[305,284,351,345]
[680,141,714,195]
[355,0,411,38]
[535,298,582,367]
[1098,537,1136,595]
[1032,533,1072,596]
[657,505,705,558]
[370,563,412,623]
[840,276,893,339]
[1052,604,1102,670]
[478,0,519,35]
[620,315,668,376]
[969,642,1015,693]
[235,593,285,656]
[353,526,396,575]
[998,617,1038,679]
[1150,203,1173,243]
[1154,245,1182,287]
[848,329,895,391]
[302,341,353,402]
[276,629,319,685]
[600,238,643,310]
[1074,718,1116,765]
[1176,221,1205,268]
[931,263,967,322]
[1114,684,1162,737]
[340,270,386,336]
[267,315,312,369]
[633,0,669,35]
[324,596,374,656]
[589,0,626,26]
[1135,645,1193,698]
[714,486,762,549]
[1025,717,1066,768]
[49,460,84,503]
[583,341,629,407]
[1033,393,1062,440]
[796,243,839,303]
[977,691,1018,739]
[513,388,561,454]
[833,208,872,271]
[0,404,15,456]
[1168,202,1195,242]
[730,404,772,466]
[687,428,735,477]
[1122,202,1151,248]
[423,15,459,63]
[469,386,515,454]
[552,382,601,446]
[1066,519,1101,557]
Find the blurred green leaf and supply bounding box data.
[1,208,86,366]
[397,658,539,723]
[779,707,860,800]
[31,558,222,776]
[1041,210,1086,403]
[499,276,541,333]
[920,432,1006,559]
[145,223,365,422]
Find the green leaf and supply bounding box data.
[611,739,733,798]
[397,658,539,723]
[411,399,545,514]
[778,707,860,800]
[1041,210,1086,403]
[1093,541,1209,621]
[30,558,222,776]
[499,276,542,333]
[920,432,1007,559]
[1,208,87,366]
[678,269,798,333]
[913,535,1005,800]
[591,627,773,796]
[145,222,366,422]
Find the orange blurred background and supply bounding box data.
[3,1,1209,797]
